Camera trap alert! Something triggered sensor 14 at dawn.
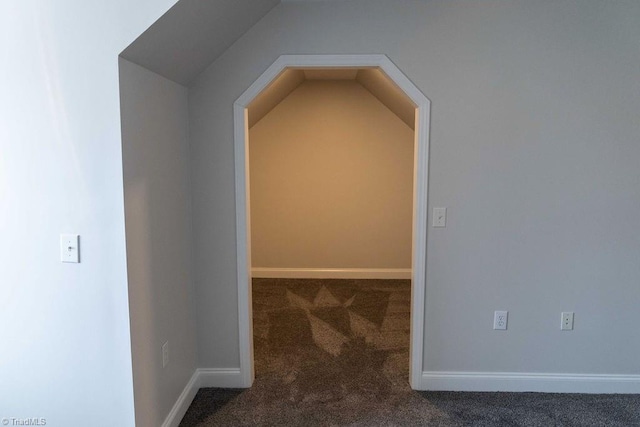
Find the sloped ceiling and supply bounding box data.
[120,0,416,127]
[248,69,306,128]
[248,68,416,129]
[120,0,280,85]
[356,68,415,130]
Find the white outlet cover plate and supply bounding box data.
[561,312,574,330]
[162,341,169,367]
[493,310,508,330]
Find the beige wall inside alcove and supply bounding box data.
[249,80,414,270]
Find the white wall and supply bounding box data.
[188,0,640,382]
[0,1,178,425]
[249,80,414,270]
[119,59,197,427]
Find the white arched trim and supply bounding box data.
[233,54,430,389]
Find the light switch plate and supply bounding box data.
[60,234,80,263]
[433,207,447,227]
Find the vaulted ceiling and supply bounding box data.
[120,0,415,127]
[248,68,416,129]
[120,0,280,85]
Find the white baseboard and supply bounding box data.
[419,371,640,394]
[161,370,200,427]
[161,368,245,427]
[162,367,640,426]
[198,368,245,388]
[251,267,411,279]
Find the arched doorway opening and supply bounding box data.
[234,55,430,389]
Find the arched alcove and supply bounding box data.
[233,54,431,389]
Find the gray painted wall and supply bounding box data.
[189,0,640,375]
[120,58,198,427]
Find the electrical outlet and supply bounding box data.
[493,311,508,330]
[561,312,574,330]
[162,341,169,368]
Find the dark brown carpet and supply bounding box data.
[180,279,640,426]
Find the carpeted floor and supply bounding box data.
[180,278,640,426]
